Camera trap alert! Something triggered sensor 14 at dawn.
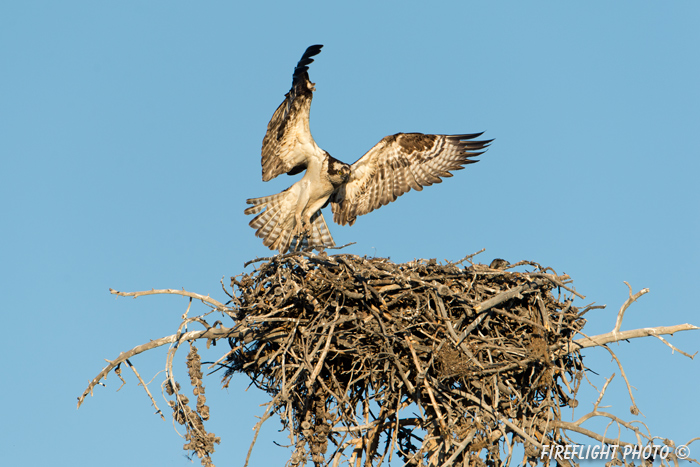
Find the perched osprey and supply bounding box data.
[245,45,492,253]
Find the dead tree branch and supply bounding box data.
[80,254,698,467]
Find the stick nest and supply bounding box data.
[222,253,586,466]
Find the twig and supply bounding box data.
[600,346,641,414]
[110,288,230,313]
[78,325,261,408]
[405,337,448,433]
[573,324,699,350]
[439,428,477,467]
[593,374,615,411]
[653,335,698,358]
[452,248,486,267]
[125,359,165,420]
[82,255,699,467]
[613,282,649,334]
[242,243,356,268]
[308,312,338,388]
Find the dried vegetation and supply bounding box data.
[78,251,698,467]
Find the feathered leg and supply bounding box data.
[245,187,335,254]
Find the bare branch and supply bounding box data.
[110,287,231,313]
[77,324,272,408]
[573,324,699,350]
[125,359,165,420]
[82,255,699,467]
[613,282,649,334]
[654,334,698,359]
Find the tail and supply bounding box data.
[290,210,335,253]
[245,190,335,254]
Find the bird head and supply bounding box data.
[327,158,351,187]
[339,164,351,182]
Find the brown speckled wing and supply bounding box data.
[260,45,323,182]
[331,133,492,226]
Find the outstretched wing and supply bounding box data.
[261,44,324,182]
[331,133,492,226]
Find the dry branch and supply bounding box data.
[80,254,698,467]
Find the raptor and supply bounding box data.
[245,45,492,253]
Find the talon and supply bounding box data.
[292,222,310,239]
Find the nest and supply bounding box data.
[221,253,586,466]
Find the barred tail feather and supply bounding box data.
[244,193,280,215]
[309,211,335,249]
[246,190,295,252]
[245,189,335,254]
[291,210,336,252]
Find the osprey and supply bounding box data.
[245,45,492,253]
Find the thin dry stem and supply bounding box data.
[81,255,699,467]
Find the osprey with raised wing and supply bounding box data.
[245,45,492,253]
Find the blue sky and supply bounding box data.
[2,2,698,465]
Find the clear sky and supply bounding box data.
[2,2,698,466]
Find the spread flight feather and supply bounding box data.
[246,45,492,253]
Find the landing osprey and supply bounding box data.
[245,45,492,253]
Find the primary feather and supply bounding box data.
[246,45,492,253]
[331,133,490,226]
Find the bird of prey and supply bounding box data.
[245,45,492,253]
